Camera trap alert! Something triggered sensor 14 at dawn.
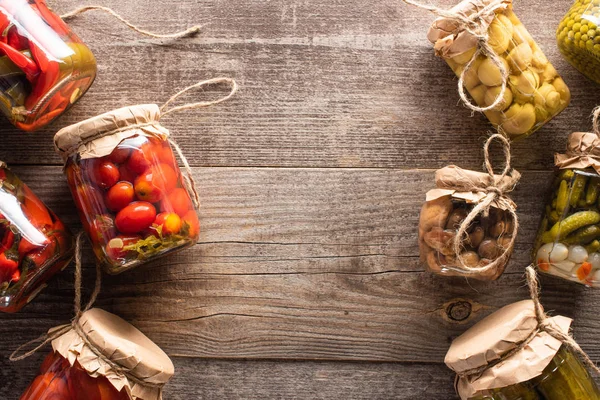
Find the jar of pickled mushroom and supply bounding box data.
[426,0,570,139]
[446,300,600,400]
[533,122,600,286]
[20,308,174,400]
[419,162,519,280]
[0,162,73,312]
[557,0,600,84]
[54,104,200,275]
[0,0,96,131]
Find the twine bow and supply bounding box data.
[401,0,509,113]
[60,5,201,39]
[554,106,600,175]
[458,266,600,383]
[446,133,520,276]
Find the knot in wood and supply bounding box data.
[446,300,472,322]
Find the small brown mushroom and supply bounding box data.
[445,208,468,230]
[467,226,485,248]
[423,227,455,256]
[460,251,480,268]
[489,220,508,238]
[478,238,500,259]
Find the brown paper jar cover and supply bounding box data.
[419,166,518,281]
[445,300,572,399]
[53,104,200,274]
[532,131,600,286]
[51,308,174,400]
[425,0,570,139]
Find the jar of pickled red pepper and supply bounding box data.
[427,0,570,139]
[54,104,200,275]
[0,162,73,312]
[533,127,600,286]
[0,0,96,131]
[557,0,600,84]
[446,300,600,400]
[20,308,174,400]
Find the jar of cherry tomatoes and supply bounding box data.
[20,308,174,400]
[54,104,200,275]
[0,0,96,131]
[0,162,73,312]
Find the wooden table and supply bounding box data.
[2,0,600,398]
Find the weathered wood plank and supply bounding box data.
[1,167,599,365]
[0,0,598,170]
[1,356,458,400]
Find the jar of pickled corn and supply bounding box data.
[0,0,96,131]
[446,300,600,400]
[54,104,200,275]
[0,162,73,312]
[20,308,174,400]
[427,0,570,139]
[557,0,600,84]
[419,165,519,281]
[533,129,600,286]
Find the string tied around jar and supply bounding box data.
[59,5,201,39]
[456,265,600,384]
[444,133,520,276]
[9,233,165,392]
[554,106,600,174]
[401,0,510,114]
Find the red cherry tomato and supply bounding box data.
[108,146,131,164]
[127,149,151,174]
[105,234,141,261]
[158,144,177,166]
[0,253,18,283]
[106,182,134,212]
[67,363,101,400]
[154,212,182,235]
[97,377,130,400]
[115,202,156,234]
[20,372,70,400]
[92,160,120,190]
[182,210,200,238]
[134,164,178,203]
[163,188,193,217]
[118,165,138,184]
[88,215,117,246]
[18,236,47,257]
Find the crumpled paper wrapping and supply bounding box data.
[445,300,572,399]
[54,104,169,162]
[425,165,519,210]
[426,0,512,59]
[555,131,600,174]
[51,308,174,400]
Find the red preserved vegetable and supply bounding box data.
[0,0,96,131]
[0,162,74,312]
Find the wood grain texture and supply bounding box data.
[1,0,599,399]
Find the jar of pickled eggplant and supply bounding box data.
[446,300,600,400]
[0,0,96,131]
[0,162,73,312]
[427,0,570,139]
[54,104,200,275]
[557,0,600,84]
[419,163,519,281]
[20,308,174,400]
[533,128,600,286]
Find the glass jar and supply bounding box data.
[446,300,600,400]
[429,2,570,139]
[0,0,96,131]
[468,347,600,399]
[21,351,129,400]
[0,163,73,312]
[55,105,200,275]
[419,195,515,281]
[557,0,600,84]
[533,168,600,286]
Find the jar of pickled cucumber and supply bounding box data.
[446,300,600,400]
[19,308,174,400]
[557,0,600,84]
[0,0,96,131]
[0,162,74,312]
[533,128,600,286]
[427,0,570,139]
[54,104,200,275]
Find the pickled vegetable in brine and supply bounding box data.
[470,382,540,400]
